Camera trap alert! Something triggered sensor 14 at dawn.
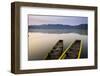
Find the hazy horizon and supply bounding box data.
[28,15,88,26]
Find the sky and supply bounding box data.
[28,15,88,26]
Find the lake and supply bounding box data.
[28,29,88,60]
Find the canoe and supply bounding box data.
[45,40,63,60]
[59,40,82,59]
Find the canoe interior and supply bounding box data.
[45,40,82,60]
[45,40,63,60]
[64,40,81,59]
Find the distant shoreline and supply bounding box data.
[28,24,88,30]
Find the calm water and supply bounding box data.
[28,29,88,60]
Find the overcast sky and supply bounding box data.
[28,15,88,26]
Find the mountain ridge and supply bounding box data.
[29,24,88,29]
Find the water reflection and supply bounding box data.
[29,29,87,35]
[28,29,88,60]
